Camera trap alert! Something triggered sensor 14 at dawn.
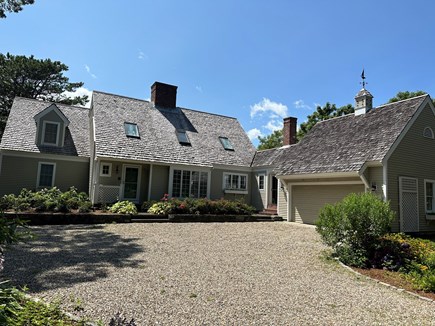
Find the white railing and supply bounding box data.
[98,185,121,204]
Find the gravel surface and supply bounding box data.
[5,222,435,325]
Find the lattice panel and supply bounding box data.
[98,186,120,204]
[401,192,419,232]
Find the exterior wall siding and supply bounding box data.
[0,154,89,196]
[251,171,267,211]
[277,181,287,217]
[387,103,435,232]
[210,169,252,204]
[149,165,169,201]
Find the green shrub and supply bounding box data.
[109,201,138,215]
[146,196,256,215]
[141,200,157,212]
[316,192,395,267]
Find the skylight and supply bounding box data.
[124,122,140,138]
[219,137,234,150]
[176,130,190,145]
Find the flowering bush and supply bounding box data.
[146,196,256,215]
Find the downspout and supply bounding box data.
[358,163,370,191]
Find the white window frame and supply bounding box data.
[36,162,56,188]
[424,127,434,139]
[42,121,60,146]
[258,174,265,191]
[223,172,248,194]
[100,162,112,177]
[168,166,211,199]
[424,179,435,214]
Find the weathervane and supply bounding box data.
[360,69,367,89]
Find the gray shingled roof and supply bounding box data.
[0,97,90,157]
[92,91,256,167]
[273,95,428,175]
[251,146,290,168]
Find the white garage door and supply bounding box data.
[293,184,365,224]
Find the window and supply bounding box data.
[37,162,55,188]
[42,121,60,145]
[124,122,140,138]
[100,162,112,177]
[426,180,435,213]
[176,130,190,145]
[223,173,248,192]
[258,175,265,190]
[219,137,234,150]
[172,169,208,198]
[424,127,434,139]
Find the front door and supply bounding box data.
[271,176,278,205]
[399,176,419,232]
[122,165,141,202]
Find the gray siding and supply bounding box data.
[150,165,169,200]
[277,181,287,217]
[251,172,266,210]
[387,103,435,232]
[0,154,89,195]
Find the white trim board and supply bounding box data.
[1,150,89,163]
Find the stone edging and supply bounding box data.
[336,259,435,304]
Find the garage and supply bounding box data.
[292,184,365,224]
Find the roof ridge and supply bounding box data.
[180,107,237,120]
[376,93,429,109]
[14,96,90,111]
[92,90,151,103]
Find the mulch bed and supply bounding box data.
[352,267,435,301]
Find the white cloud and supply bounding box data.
[85,64,97,79]
[264,119,283,132]
[62,87,93,108]
[246,128,263,141]
[250,98,288,119]
[138,50,147,60]
[195,85,203,93]
[293,99,312,110]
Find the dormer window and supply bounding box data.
[219,137,234,150]
[42,121,60,145]
[124,122,140,138]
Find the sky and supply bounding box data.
[2,0,435,146]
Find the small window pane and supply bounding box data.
[44,123,58,144]
[39,164,54,187]
[181,170,190,197]
[124,123,140,137]
[224,174,231,189]
[240,176,247,190]
[259,175,265,190]
[191,171,199,197]
[219,137,234,150]
[231,175,239,189]
[200,172,208,198]
[172,170,181,197]
[427,182,434,212]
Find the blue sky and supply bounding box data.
[2,0,435,146]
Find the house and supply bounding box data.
[258,87,435,233]
[1,80,435,233]
[0,82,257,206]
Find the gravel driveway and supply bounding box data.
[5,222,435,325]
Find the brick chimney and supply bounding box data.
[151,82,178,108]
[283,117,297,145]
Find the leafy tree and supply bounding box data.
[388,91,427,103]
[257,129,283,150]
[0,53,88,138]
[297,103,354,140]
[0,0,34,18]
